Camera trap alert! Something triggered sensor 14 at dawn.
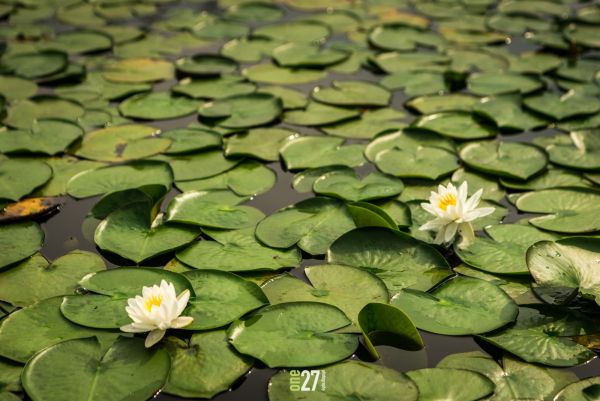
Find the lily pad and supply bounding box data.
[164,331,252,399]
[0,221,43,270]
[255,197,356,255]
[468,72,543,96]
[459,140,547,180]
[0,76,37,101]
[272,43,348,68]
[225,127,296,161]
[406,368,495,401]
[365,130,455,162]
[321,108,407,139]
[281,136,365,169]
[500,167,593,191]
[268,360,419,401]
[0,159,52,201]
[243,63,326,84]
[257,86,307,109]
[262,264,389,323]
[391,277,518,335]
[412,112,496,140]
[541,130,600,171]
[95,200,199,263]
[227,302,358,368]
[102,58,174,83]
[480,305,600,367]
[0,119,83,156]
[406,94,479,114]
[2,51,67,79]
[163,127,222,154]
[175,54,237,76]
[172,76,255,100]
[254,21,330,43]
[375,146,459,180]
[327,227,452,294]
[473,94,548,131]
[119,92,198,120]
[177,226,301,272]
[22,337,170,401]
[381,71,446,97]
[313,170,404,202]
[0,251,104,307]
[165,190,263,229]
[284,102,359,126]
[66,161,172,199]
[524,92,600,121]
[312,80,391,107]
[514,188,600,233]
[3,97,85,129]
[0,297,117,363]
[527,238,600,306]
[455,224,560,275]
[198,93,282,128]
[555,377,600,401]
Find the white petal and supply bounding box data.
[171,316,194,329]
[176,289,191,316]
[145,329,166,348]
[419,219,443,231]
[457,222,475,248]
[120,323,153,333]
[463,207,495,221]
[444,222,458,243]
[458,181,468,203]
[433,227,446,244]
[465,189,483,211]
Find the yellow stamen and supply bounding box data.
[437,193,456,211]
[145,294,162,311]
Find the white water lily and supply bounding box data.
[419,181,495,247]
[120,280,193,348]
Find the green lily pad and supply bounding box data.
[369,23,445,51]
[175,54,237,76]
[163,331,253,399]
[381,71,446,97]
[243,63,327,84]
[292,166,352,193]
[365,130,455,162]
[406,368,495,401]
[3,96,85,129]
[284,101,359,126]
[268,360,419,401]
[165,190,263,229]
[438,351,578,401]
[312,80,390,107]
[527,238,600,306]
[119,92,198,120]
[221,37,282,63]
[254,21,330,43]
[257,86,307,109]
[281,136,365,169]
[541,130,600,171]
[459,140,547,180]
[177,226,301,272]
[412,112,496,140]
[0,159,52,201]
[468,72,543,96]
[500,167,593,191]
[95,200,199,263]
[262,264,389,323]
[45,30,113,54]
[371,52,450,74]
[162,127,222,154]
[480,305,600,367]
[272,43,348,68]
[102,58,174,83]
[358,302,423,358]
[2,50,67,79]
[473,94,548,131]
[391,277,518,335]
[225,127,296,161]
[22,337,170,401]
[406,94,479,114]
[66,161,172,199]
[564,24,600,49]
[226,2,283,21]
[0,119,83,156]
[34,157,106,197]
[198,93,282,128]
[524,92,600,121]
[555,377,600,401]
[0,221,43,270]
[514,188,600,233]
[172,76,256,100]
[0,76,37,101]
[255,197,356,255]
[451,168,505,202]
[75,124,170,162]
[327,227,452,294]
[375,146,459,180]
[176,160,275,196]
[322,108,407,139]
[0,251,104,307]
[227,302,357,368]
[0,297,118,363]
[455,224,560,275]
[313,170,404,202]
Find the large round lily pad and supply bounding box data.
[0,221,43,270]
[313,170,404,202]
[102,58,174,83]
[198,93,282,128]
[327,227,452,294]
[391,277,518,335]
[375,146,459,180]
[412,112,496,140]
[406,368,495,401]
[0,159,52,201]
[119,92,198,120]
[227,302,358,368]
[281,136,365,170]
[312,80,391,107]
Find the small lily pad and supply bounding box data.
[313,170,404,202]
[468,72,543,96]
[198,93,282,128]
[284,101,359,126]
[281,136,365,169]
[0,221,43,270]
[102,58,174,83]
[375,146,459,180]
[0,119,84,156]
[312,80,391,107]
[172,76,256,100]
[406,368,495,401]
[524,92,600,121]
[175,54,237,76]
[272,43,348,68]
[412,112,496,140]
[0,159,52,201]
[225,127,296,161]
[3,50,67,79]
[243,63,327,84]
[119,92,198,120]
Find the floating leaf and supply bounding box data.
[102,58,173,83]
[381,71,446,97]
[272,43,348,68]
[163,127,222,154]
[281,136,365,169]
[172,76,255,100]
[153,150,239,181]
[473,94,548,131]
[412,112,496,140]
[555,377,600,401]
[256,197,356,255]
[524,92,600,121]
[164,331,252,399]
[0,221,43,270]
[468,72,543,96]
[284,101,359,126]
[539,130,600,171]
[0,197,60,222]
[375,146,459,180]
[322,108,407,139]
[177,226,301,272]
[268,361,419,401]
[406,368,495,401]
[3,97,85,129]
[0,159,52,201]
[0,76,37,101]
[119,92,198,120]
[0,119,83,156]
[391,277,518,335]
[243,63,326,84]
[327,227,451,294]
[500,167,593,191]
[175,54,237,76]
[455,224,560,275]
[2,51,67,79]
[313,170,404,202]
[312,80,390,107]
[254,21,330,43]
[22,337,170,401]
[459,140,547,180]
[198,93,282,128]
[227,302,358,368]
[263,264,389,323]
[406,94,479,114]
[225,127,296,161]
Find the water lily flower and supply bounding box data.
[419,181,495,248]
[120,280,193,348]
